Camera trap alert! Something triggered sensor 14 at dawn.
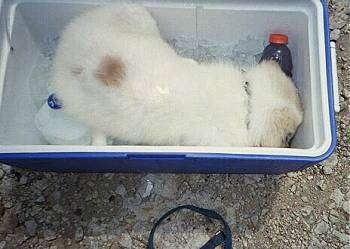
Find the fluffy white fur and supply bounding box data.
[52,5,303,147]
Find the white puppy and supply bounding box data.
[52,5,303,147]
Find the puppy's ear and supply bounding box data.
[95,55,125,87]
[259,108,296,147]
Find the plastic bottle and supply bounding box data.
[259,34,293,77]
[35,94,92,145]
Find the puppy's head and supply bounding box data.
[260,106,303,148]
[247,60,304,148]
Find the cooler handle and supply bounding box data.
[330,41,340,113]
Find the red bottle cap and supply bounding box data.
[269,34,288,45]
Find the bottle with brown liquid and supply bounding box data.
[259,34,293,78]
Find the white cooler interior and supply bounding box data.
[0,0,332,156]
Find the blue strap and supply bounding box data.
[147,205,233,249]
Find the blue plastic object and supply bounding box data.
[47,93,62,109]
[0,0,337,174]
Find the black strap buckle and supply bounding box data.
[201,230,226,249]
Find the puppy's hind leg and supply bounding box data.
[92,130,107,146]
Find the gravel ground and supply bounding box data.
[0,1,349,248]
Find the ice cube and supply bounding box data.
[29,34,60,109]
[29,54,52,109]
[234,36,265,55]
[168,36,197,58]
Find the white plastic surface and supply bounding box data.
[0,0,334,157]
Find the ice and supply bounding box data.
[29,54,53,109]
[29,34,59,109]
[168,36,266,70]
[168,36,197,58]
[234,37,266,54]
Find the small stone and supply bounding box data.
[322,165,334,175]
[43,229,57,241]
[100,234,108,242]
[225,207,236,226]
[115,185,127,197]
[301,196,309,202]
[309,238,327,248]
[49,246,58,249]
[0,164,12,174]
[33,179,48,191]
[24,220,37,237]
[244,174,262,184]
[84,195,92,202]
[301,206,313,217]
[329,209,342,224]
[0,241,6,249]
[103,173,113,179]
[75,226,84,242]
[330,209,340,217]
[313,221,329,235]
[321,154,338,175]
[340,96,346,111]
[307,175,313,180]
[0,169,4,180]
[35,195,45,203]
[19,175,28,185]
[331,189,345,207]
[342,200,350,214]
[331,29,341,41]
[316,180,326,191]
[53,204,63,213]
[287,172,298,178]
[333,230,350,244]
[3,200,14,209]
[290,185,297,193]
[0,209,18,234]
[0,203,4,217]
[330,16,347,30]
[87,181,94,187]
[91,191,98,199]
[137,179,154,198]
[343,89,350,99]
[329,213,341,224]
[52,191,61,204]
[261,208,269,216]
[242,238,248,247]
[119,233,132,248]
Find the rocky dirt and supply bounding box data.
[0,1,349,248]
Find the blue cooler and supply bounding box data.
[0,0,337,173]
